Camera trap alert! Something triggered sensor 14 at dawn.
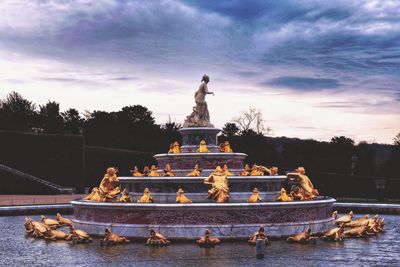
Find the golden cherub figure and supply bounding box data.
[287,167,319,200]
[99,167,121,201]
[222,164,234,176]
[240,164,251,176]
[276,188,293,202]
[204,166,229,203]
[148,165,160,177]
[187,164,202,177]
[138,188,154,203]
[175,188,192,203]
[130,166,143,177]
[163,164,175,177]
[118,188,133,203]
[197,140,209,153]
[247,188,262,203]
[168,141,181,154]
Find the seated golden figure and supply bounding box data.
[187,164,202,176]
[197,140,209,153]
[204,166,229,203]
[247,188,262,203]
[276,188,293,202]
[219,141,233,153]
[163,164,175,177]
[223,164,234,176]
[148,165,160,177]
[118,188,133,203]
[250,164,264,176]
[138,188,154,203]
[143,166,150,176]
[99,167,121,201]
[240,164,251,176]
[286,228,316,243]
[146,229,170,246]
[290,185,304,201]
[286,167,319,200]
[196,229,220,247]
[248,226,269,246]
[101,228,130,245]
[84,187,105,202]
[130,166,143,177]
[176,188,192,203]
[172,141,181,153]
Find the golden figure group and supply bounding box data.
[219,141,233,153]
[204,166,230,203]
[85,167,120,202]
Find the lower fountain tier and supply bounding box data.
[153,152,247,175]
[119,175,286,193]
[71,197,335,239]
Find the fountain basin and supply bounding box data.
[71,197,335,239]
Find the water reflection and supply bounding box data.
[1,215,399,266]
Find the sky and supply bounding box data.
[0,0,399,144]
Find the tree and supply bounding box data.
[330,136,355,146]
[62,108,83,134]
[394,133,400,146]
[39,101,64,133]
[232,107,270,135]
[222,123,240,137]
[0,91,37,131]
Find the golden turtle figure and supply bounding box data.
[196,229,220,247]
[43,228,72,241]
[69,225,92,243]
[41,215,60,229]
[100,228,130,245]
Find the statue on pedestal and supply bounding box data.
[183,74,214,127]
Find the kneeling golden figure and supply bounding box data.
[276,188,293,202]
[204,166,229,203]
[286,167,319,200]
[101,228,130,245]
[196,229,220,247]
[138,188,154,203]
[163,164,175,177]
[247,188,262,203]
[248,226,269,246]
[118,188,133,203]
[187,164,202,177]
[84,187,105,202]
[146,229,170,246]
[197,140,209,153]
[176,188,192,203]
[149,165,160,177]
[223,164,234,176]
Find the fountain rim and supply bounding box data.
[71,197,336,209]
[153,152,248,157]
[118,175,287,182]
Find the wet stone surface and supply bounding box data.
[1,215,399,266]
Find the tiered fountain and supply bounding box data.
[71,75,335,239]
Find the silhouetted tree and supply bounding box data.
[233,107,270,135]
[0,91,37,131]
[394,133,400,146]
[62,108,83,134]
[39,101,64,133]
[222,122,240,137]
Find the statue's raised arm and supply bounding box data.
[183,74,214,128]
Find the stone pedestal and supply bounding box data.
[179,127,221,153]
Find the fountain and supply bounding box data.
[71,75,335,239]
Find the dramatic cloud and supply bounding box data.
[0,0,399,143]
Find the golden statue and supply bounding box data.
[99,167,121,201]
[56,213,73,227]
[287,167,319,200]
[24,217,50,238]
[143,166,150,176]
[276,188,293,202]
[322,226,345,242]
[343,222,371,238]
[100,228,130,245]
[146,229,170,246]
[248,226,269,245]
[163,164,175,177]
[196,229,220,247]
[168,141,181,154]
[197,140,209,153]
[256,165,279,176]
[289,185,304,201]
[335,211,353,226]
[250,164,264,176]
[118,188,133,203]
[148,165,160,177]
[69,225,92,243]
[41,215,60,229]
[247,188,262,203]
[223,164,234,176]
[43,228,71,241]
[138,188,154,203]
[187,164,202,176]
[130,166,143,177]
[286,228,316,243]
[219,141,233,153]
[204,166,229,203]
[346,214,370,227]
[84,187,105,202]
[240,164,251,176]
[176,188,192,203]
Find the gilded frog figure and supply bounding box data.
[163,164,175,177]
[197,140,209,153]
[101,228,130,245]
[130,166,144,177]
[248,226,269,245]
[146,229,170,246]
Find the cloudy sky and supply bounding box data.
[0,0,399,144]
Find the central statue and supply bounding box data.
[183,74,214,127]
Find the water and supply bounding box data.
[1,215,399,266]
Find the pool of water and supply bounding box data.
[1,215,399,266]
